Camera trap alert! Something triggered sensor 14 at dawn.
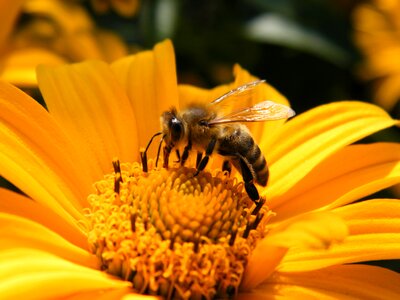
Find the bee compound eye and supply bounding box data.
[170,118,183,142]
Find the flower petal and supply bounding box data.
[0,212,94,267]
[333,199,400,234]
[242,211,348,290]
[0,188,87,249]
[37,60,138,171]
[270,143,400,220]
[0,0,24,51]
[1,48,66,87]
[0,248,131,299]
[111,40,179,157]
[279,199,400,272]
[241,265,400,299]
[266,101,399,199]
[65,289,157,300]
[0,81,91,220]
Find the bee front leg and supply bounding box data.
[174,149,181,163]
[194,138,217,176]
[163,145,172,169]
[238,157,259,202]
[181,140,192,166]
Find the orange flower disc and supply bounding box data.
[85,159,273,299]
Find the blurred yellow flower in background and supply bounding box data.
[353,0,400,111]
[90,0,140,17]
[1,40,400,299]
[0,0,128,87]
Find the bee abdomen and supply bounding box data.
[245,143,269,186]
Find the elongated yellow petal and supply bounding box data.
[280,233,400,272]
[242,211,347,290]
[333,199,400,234]
[0,248,130,299]
[1,48,66,87]
[241,265,400,299]
[111,40,179,157]
[0,212,94,267]
[266,101,399,199]
[0,81,91,221]
[37,60,138,173]
[65,289,156,300]
[239,285,354,299]
[0,188,87,249]
[279,199,400,272]
[270,143,400,220]
[0,0,24,52]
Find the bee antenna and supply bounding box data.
[145,131,163,153]
[155,134,166,167]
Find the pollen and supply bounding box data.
[85,159,273,299]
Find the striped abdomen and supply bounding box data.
[242,140,269,186]
[217,125,269,186]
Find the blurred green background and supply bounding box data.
[98,0,362,114]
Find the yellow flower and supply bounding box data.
[1,40,400,299]
[90,0,140,17]
[0,0,127,87]
[353,0,400,111]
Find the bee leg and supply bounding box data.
[238,157,259,202]
[174,149,181,163]
[194,138,217,176]
[181,141,192,166]
[196,152,203,168]
[163,145,172,169]
[222,160,232,175]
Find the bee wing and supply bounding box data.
[211,80,266,105]
[208,100,295,125]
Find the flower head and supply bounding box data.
[0,0,128,87]
[1,40,400,299]
[353,0,400,111]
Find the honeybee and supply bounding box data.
[142,80,295,202]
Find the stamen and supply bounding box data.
[112,158,122,174]
[140,149,148,173]
[114,173,122,194]
[112,158,123,193]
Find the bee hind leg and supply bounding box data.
[194,138,217,176]
[238,157,260,202]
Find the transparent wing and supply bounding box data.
[209,100,295,125]
[211,80,266,105]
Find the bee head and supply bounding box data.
[161,108,184,144]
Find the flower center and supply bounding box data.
[85,159,272,299]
